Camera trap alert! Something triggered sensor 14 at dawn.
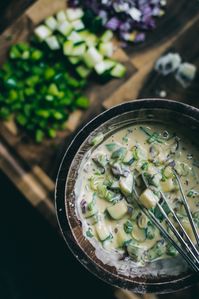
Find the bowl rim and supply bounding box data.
[55,98,199,294]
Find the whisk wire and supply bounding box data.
[132,172,199,272]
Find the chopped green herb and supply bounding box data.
[105,143,117,152]
[111,147,127,160]
[86,228,93,238]
[124,220,133,234]
[187,190,199,197]
[141,162,149,171]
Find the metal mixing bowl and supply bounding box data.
[55,99,199,293]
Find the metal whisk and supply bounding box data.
[133,171,199,272]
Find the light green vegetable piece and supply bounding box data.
[139,188,159,209]
[95,221,110,241]
[107,200,128,220]
[89,132,104,146]
[119,173,133,196]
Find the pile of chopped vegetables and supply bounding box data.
[0,42,88,142]
[0,8,126,143]
[34,8,126,78]
[69,0,167,43]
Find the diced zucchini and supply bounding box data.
[34,25,52,41]
[84,200,97,219]
[131,223,146,242]
[63,40,73,56]
[116,227,131,247]
[119,173,133,196]
[160,178,177,192]
[123,151,134,165]
[45,36,60,50]
[99,42,113,57]
[56,10,67,23]
[83,47,103,68]
[146,223,156,240]
[146,240,166,261]
[94,60,116,75]
[139,188,159,209]
[68,56,81,64]
[163,166,173,178]
[76,65,91,78]
[71,43,86,57]
[94,61,107,75]
[101,30,113,42]
[127,243,142,262]
[68,31,84,43]
[79,31,98,47]
[66,8,84,21]
[71,19,85,31]
[89,132,104,146]
[45,16,58,31]
[110,63,126,78]
[95,221,110,241]
[166,244,178,256]
[107,200,128,220]
[57,20,73,36]
[111,147,127,160]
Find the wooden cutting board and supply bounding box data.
[0,0,135,227]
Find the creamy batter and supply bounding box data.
[75,123,199,266]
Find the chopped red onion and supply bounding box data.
[69,0,167,44]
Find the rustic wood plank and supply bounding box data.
[0,0,36,33]
[139,17,199,108]
[26,0,66,25]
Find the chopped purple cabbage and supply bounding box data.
[69,0,166,43]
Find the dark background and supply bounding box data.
[0,170,115,299]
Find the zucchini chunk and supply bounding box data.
[119,173,133,196]
[45,36,60,50]
[45,16,58,31]
[126,242,143,262]
[116,227,131,247]
[66,8,84,21]
[146,240,166,261]
[107,200,128,220]
[34,25,52,41]
[160,178,177,192]
[83,47,103,68]
[57,20,73,36]
[110,63,126,78]
[95,221,110,242]
[56,10,67,23]
[139,188,159,209]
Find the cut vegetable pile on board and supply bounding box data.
[0,1,168,143]
[0,7,127,142]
